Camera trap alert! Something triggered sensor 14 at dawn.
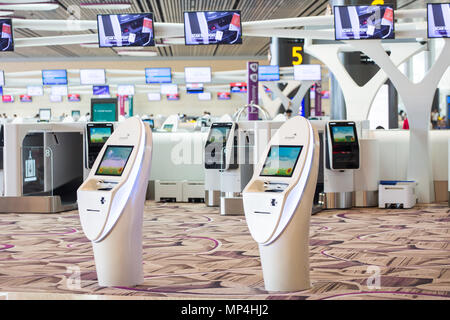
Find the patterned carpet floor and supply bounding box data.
[0,201,449,300]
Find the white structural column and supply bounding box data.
[349,39,450,203]
[304,40,426,120]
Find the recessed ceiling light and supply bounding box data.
[0,10,14,16]
[0,2,59,11]
[80,2,132,10]
[116,51,158,57]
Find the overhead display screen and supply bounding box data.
[230,82,247,93]
[49,95,62,103]
[51,85,68,96]
[20,95,32,103]
[330,125,356,143]
[294,64,322,81]
[95,145,134,176]
[0,70,4,86]
[145,68,172,83]
[117,84,135,96]
[334,5,394,40]
[2,95,13,103]
[0,19,14,52]
[198,92,211,100]
[97,13,155,47]
[427,3,450,38]
[259,65,280,81]
[27,85,43,96]
[260,145,303,177]
[80,69,106,85]
[89,126,112,144]
[68,94,80,102]
[161,83,178,95]
[186,83,204,94]
[93,85,110,96]
[166,94,180,101]
[91,99,117,122]
[42,70,68,86]
[184,11,242,45]
[217,92,231,100]
[185,67,212,83]
[147,93,161,101]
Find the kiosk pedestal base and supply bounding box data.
[325,192,353,209]
[0,196,76,213]
[205,190,220,207]
[354,190,378,207]
[258,204,311,292]
[220,195,244,216]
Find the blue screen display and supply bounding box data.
[42,70,68,85]
[259,65,280,81]
[145,68,172,83]
[93,85,110,96]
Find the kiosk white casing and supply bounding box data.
[243,116,320,291]
[77,117,152,287]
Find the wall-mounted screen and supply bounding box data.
[51,85,68,96]
[0,70,4,86]
[117,84,135,96]
[217,92,231,100]
[89,126,113,144]
[198,92,211,100]
[166,94,180,101]
[145,67,172,83]
[39,108,51,121]
[42,69,68,85]
[49,95,62,103]
[80,69,106,85]
[230,82,247,93]
[186,83,204,94]
[0,19,14,52]
[161,83,178,95]
[68,94,81,102]
[97,14,154,47]
[184,11,242,45]
[2,95,13,103]
[334,5,394,40]
[147,93,161,101]
[259,65,280,81]
[91,98,118,122]
[294,64,322,81]
[27,85,43,96]
[185,67,212,83]
[20,95,32,103]
[427,3,450,38]
[93,85,110,96]
[260,145,303,177]
[95,145,134,176]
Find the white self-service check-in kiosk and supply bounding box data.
[243,116,320,291]
[77,117,152,287]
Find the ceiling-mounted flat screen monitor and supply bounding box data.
[230,82,247,93]
[117,84,135,96]
[259,65,280,81]
[186,83,204,94]
[2,95,13,103]
[39,108,51,121]
[161,83,178,95]
[166,94,179,101]
[145,67,172,83]
[217,92,231,100]
[91,98,118,122]
[334,5,394,40]
[97,13,154,48]
[260,145,303,178]
[51,85,68,96]
[0,19,14,52]
[0,70,4,86]
[93,85,110,96]
[147,93,161,101]
[68,94,81,102]
[184,11,242,45]
[198,92,211,100]
[427,3,450,38]
[185,67,211,83]
[294,64,322,81]
[42,70,68,85]
[27,85,43,96]
[95,145,134,176]
[80,69,106,85]
[20,95,32,103]
[0,86,3,96]
[49,95,62,103]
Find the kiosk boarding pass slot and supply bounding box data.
[326,121,359,171]
[204,122,238,170]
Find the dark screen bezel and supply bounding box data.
[329,122,358,145]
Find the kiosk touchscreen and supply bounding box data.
[39,108,51,122]
[243,116,320,291]
[204,122,237,170]
[86,123,114,169]
[77,117,152,287]
[326,121,359,170]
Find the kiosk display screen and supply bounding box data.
[184,11,242,45]
[42,70,68,85]
[95,145,133,176]
[328,122,359,170]
[334,5,394,40]
[89,126,112,144]
[204,123,233,169]
[145,68,172,83]
[0,19,14,52]
[260,145,303,177]
[163,124,174,132]
[143,119,154,128]
[331,125,356,143]
[427,3,450,38]
[39,109,51,121]
[97,14,154,47]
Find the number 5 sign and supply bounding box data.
[292,46,303,65]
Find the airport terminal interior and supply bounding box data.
[0,0,449,301]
